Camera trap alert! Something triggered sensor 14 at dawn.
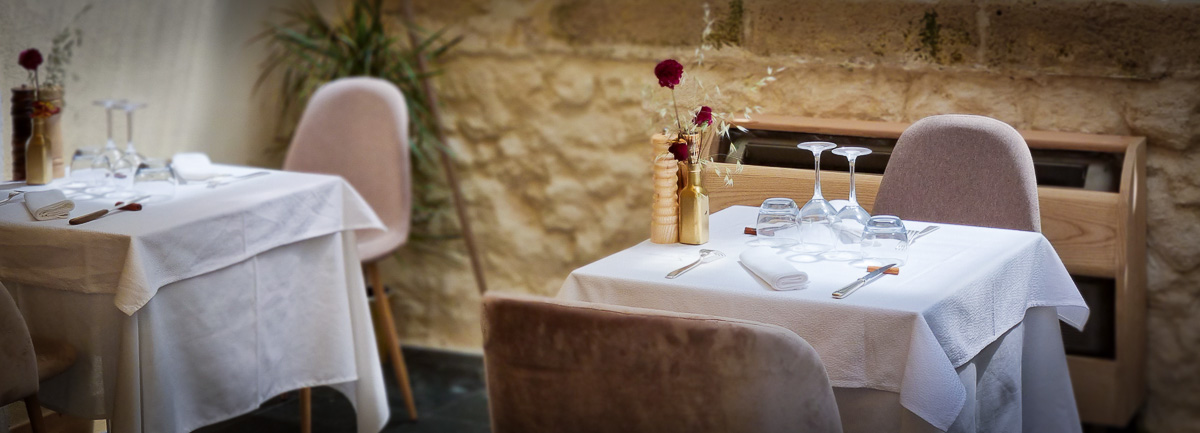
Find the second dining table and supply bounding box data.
[0,165,389,433]
[558,205,1090,433]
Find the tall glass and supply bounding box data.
[826,147,874,260]
[107,101,146,198]
[87,99,122,195]
[794,141,839,254]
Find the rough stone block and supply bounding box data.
[549,0,725,46]
[743,0,980,66]
[984,1,1200,79]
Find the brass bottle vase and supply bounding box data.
[678,160,709,245]
[25,118,52,185]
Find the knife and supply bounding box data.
[69,195,150,225]
[832,263,897,299]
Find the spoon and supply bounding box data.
[666,249,726,279]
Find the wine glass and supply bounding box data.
[794,141,840,254]
[106,101,146,198]
[133,159,177,202]
[88,99,123,195]
[826,146,874,260]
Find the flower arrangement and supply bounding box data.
[18,49,60,119]
[650,58,752,186]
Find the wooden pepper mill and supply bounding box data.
[10,86,35,181]
[650,134,679,244]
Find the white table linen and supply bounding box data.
[558,205,1088,431]
[0,166,389,433]
[0,166,381,314]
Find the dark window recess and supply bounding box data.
[717,129,1123,192]
[1062,275,1116,359]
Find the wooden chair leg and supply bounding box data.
[365,262,418,421]
[300,387,312,433]
[24,395,45,433]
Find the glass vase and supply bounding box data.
[678,160,709,245]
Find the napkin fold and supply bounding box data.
[740,247,809,291]
[24,190,74,221]
[172,152,216,181]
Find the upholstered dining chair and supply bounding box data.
[1,284,77,433]
[872,114,1041,232]
[481,293,844,433]
[283,77,417,428]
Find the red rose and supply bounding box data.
[693,106,713,126]
[18,49,42,71]
[655,59,683,89]
[668,140,689,161]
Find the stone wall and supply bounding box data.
[389,0,1200,431]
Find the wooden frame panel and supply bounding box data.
[693,116,1147,426]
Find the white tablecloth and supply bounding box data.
[0,166,389,433]
[558,205,1089,432]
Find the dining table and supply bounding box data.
[558,205,1091,433]
[0,165,389,433]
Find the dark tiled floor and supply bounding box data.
[197,347,490,433]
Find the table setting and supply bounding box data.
[564,69,1094,430]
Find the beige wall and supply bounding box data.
[389,0,1200,431]
[0,0,294,179]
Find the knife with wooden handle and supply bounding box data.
[832,263,897,299]
[69,196,149,225]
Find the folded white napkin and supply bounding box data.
[740,247,809,291]
[24,190,74,221]
[172,152,216,181]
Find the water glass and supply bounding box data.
[68,148,110,189]
[860,215,909,267]
[755,198,800,247]
[133,159,177,202]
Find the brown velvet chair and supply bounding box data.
[481,293,843,433]
[1,285,77,433]
[283,77,417,428]
[873,114,1041,232]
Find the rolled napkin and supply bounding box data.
[740,247,809,291]
[172,152,216,181]
[24,190,74,221]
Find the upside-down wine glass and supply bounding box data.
[825,146,874,260]
[794,141,840,254]
[107,101,146,198]
[86,99,122,195]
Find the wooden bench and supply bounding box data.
[698,115,1146,427]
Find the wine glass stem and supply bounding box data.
[126,110,134,147]
[106,108,113,142]
[811,150,824,200]
[847,156,858,206]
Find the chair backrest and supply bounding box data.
[873,114,1041,232]
[283,77,412,262]
[0,284,37,406]
[481,293,843,433]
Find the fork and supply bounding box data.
[0,191,23,206]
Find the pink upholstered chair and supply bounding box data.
[1,285,76,433]
[482,293,844,433]
[872,114,1041,232]
[283,77,417,427]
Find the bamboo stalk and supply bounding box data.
[401,0,488,295]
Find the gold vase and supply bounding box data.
[26,118,52,185]
[678,160,709,245]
